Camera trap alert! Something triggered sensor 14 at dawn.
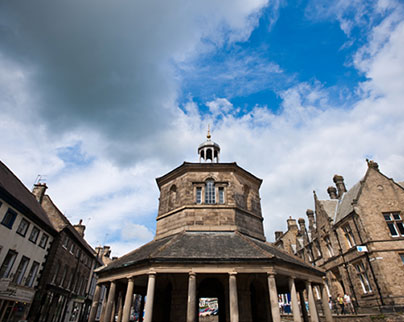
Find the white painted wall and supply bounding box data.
[0,198,53,292]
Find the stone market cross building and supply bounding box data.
[90,134,333,322]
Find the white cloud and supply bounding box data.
[206,98,234,116]
[121,223,154,242]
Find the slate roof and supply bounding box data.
[100,231,322,274]
[334,181,362,224]
[0,160,55,233]
[319,200,338,219]
[42,194,96,256]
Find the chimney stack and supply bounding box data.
[327,186,338,199]
[275,231,283,240]
[73,219,86,237]
[333,175,347,199]
[287,216,298,231]
[306,209,315,230]
[32,183,47,204]
[298,218,306,234]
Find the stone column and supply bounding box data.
[143,272,156,322]
[104,281,117,322]
[100,288,108,322]
[306,281,319,322]
[289,277,302,322]
[299,290,309,322]
[122,278,135,322]
[267,273,281,322]
[89,284,102,322]
[187,272,197,322]
[319,283,333,322]
[117,291,124,322]
[229,272,239,322]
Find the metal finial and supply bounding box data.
[207,124,211,140]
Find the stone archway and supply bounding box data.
[197,277,226,322]
[250,279,269,322]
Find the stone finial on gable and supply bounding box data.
[366,159,379,171]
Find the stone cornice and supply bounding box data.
[155,162,262,189]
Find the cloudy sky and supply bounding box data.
[1,0,404,256]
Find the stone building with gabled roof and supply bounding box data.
[0,161,56,322]
[90,133,333,322]
[275,160,404,313]
[28,183,99,322]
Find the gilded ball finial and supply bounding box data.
[207,124,211,140]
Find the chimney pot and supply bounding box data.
[327,186,338,199]
[333,175,347,199]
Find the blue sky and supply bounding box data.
[1,0,404,256]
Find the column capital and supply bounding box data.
[127,276,135,282]
[267,271,276,277]
[228,271,238,276]
[148,271,156,276]
[289,275,296,281]
[189,271,196,277]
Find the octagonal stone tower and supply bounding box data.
[92,132,329,322]
[155,134,265,241]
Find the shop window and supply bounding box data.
[16,218,30,237]
[383,212,404,237]
[355,262,372,294]
[0,250,18,278]
[13,256,30,285]
[342,224,356,248]
[1,209,17,229]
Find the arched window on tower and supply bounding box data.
[169,185,177,209]
[205,180,215,204]
[243,184,251,210]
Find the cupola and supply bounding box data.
[198,127,220,163]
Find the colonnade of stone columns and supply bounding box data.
[89,272,334,322]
